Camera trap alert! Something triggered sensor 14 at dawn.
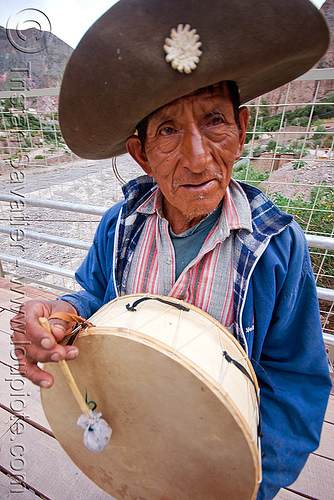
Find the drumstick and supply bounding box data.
[39,317,90,418]
[39,316,112,452]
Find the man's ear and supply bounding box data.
[126,135,153,176]
[236,106,249,160]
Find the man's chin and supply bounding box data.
[179,203,219,221]
[184,194,223,214]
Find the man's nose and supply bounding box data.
[181,126,211,172]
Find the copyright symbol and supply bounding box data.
[6,9,52,54]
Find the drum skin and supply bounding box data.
[41,294,261,500]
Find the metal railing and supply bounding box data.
[0,195,333,350]
[0,193,333,299]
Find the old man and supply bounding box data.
[12,1,331,499]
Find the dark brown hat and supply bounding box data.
[59,0,330,159]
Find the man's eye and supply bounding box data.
[209,115,225,126]
[160,126,174,136]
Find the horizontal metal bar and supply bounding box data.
[247,101,334,108]
[317,287,334,302]
[1,196,333,250]
[0,87,60,99]
[323,333,334,347]
[0,253,75,278]
[3,271,76,294]
[0,69,331,101]
[2,223,331,254]
[0,194,107,216]
[246,129,334,133]
[0,252,332,301]
[306,235,334,251]
[0,225,91,250]
[295,68,334,81]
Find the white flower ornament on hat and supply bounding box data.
[164,24,202,74]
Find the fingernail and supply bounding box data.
[51,353,62,362]
[41,338,54,349]
[53,323,65,333]
[40,380,52,388]
[66,348,78,360]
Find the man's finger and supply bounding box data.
[49,318,76,341]
[15,345,79,388]
[17,359,54,388]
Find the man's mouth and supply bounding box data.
[180,179,217,191]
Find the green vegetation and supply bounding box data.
[0,99,63,149]
[266,140,277,153]
[263,119,281,132]
[246,93,334,149]
[292,160,306,170]
[259,98,270,118]
[243,139,309,159]
[271,185,334,288]
[1,95,332,289]
[272,185,333,234]
[232,163,269,187]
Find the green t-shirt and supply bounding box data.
[169,204,221,280]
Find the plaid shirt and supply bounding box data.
[124,179,253,328]
[114,175,293,350]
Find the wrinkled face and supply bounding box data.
[127,84,248,233]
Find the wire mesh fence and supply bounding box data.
[0,71,333,335]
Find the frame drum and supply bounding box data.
[41,294,261,499]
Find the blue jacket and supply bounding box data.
[62,177,331,500]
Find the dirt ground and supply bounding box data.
[259,157,334,201]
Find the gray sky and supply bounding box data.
[0,0,327,49]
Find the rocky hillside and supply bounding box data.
[255,0,334,107]
[320,0,334,68]
[0,26,73,91]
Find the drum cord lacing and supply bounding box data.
[223,350,262,439]
[47,313,95,345]
[126,296,190,312]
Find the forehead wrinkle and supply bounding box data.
[148,100,186,128]
[147,86,234,135]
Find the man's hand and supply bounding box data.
[11,299,79,388]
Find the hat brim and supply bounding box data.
[59,0,330,159]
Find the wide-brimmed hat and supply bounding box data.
[59,0,330,159]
